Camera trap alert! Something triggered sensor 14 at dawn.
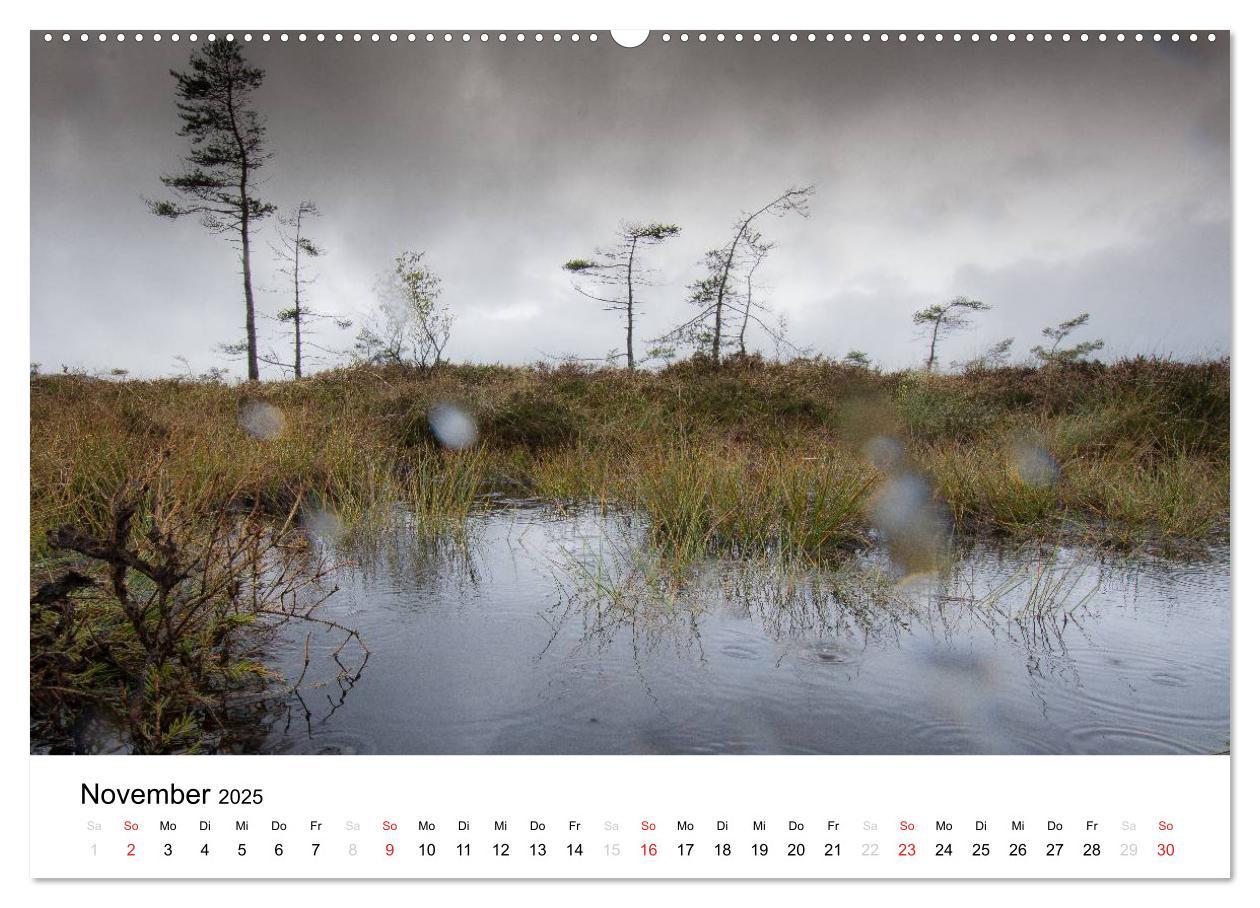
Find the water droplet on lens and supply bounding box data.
[1009,442,1060,487]
[428,402,478,450]
[863,435,904,470]
[238,400,285,439]
[301,496,343,541]
[869,472,950,576]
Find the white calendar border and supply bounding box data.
[29,754,1230,879]
[5,0,1255,903]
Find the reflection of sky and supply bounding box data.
[265,505,1230,754]
[31,34,1229,376]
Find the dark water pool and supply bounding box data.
[260,505,1229,755]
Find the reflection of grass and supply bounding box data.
[32,356,1228,566]
[940,544,1104,656]
[972,548,1100,619]
[546,517,1109,660]
[546,518,920,654]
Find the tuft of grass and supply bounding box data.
[1065,450,1228,550]
[925,442,1063,535]
[402,447,488,540]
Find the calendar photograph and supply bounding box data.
[29,30,1230,760]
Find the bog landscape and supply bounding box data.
[30,38,1230,755]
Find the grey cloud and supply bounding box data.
[30,33,1230,376]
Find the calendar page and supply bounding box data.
[24,9,1236,892]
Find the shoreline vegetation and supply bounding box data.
[33,355,1228,560]
[30,354,1229,752]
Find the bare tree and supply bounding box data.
[736,234,773,356]
[148,39,275,381]
[659,186,814,360]
[270,203,349,378]
[707,186,813,358]
[953,337,1014,372]
[562,221,680,371]
[1032,313,1104,365]
[912,296,990,370]
[277,202,320,378]
[354,251,452,368]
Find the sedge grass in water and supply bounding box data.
[250,502,1227,755]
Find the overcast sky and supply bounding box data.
[30,33,1230,377]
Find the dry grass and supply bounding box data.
[31,355,1229,565]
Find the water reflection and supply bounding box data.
[275,628,371,743]
[259,504,1229,755]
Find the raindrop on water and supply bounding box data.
[301,496,343,541]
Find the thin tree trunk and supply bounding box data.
[712,238,741,360]
[292,208,303,379]
[293,302,302,377]
[241,201,258,381]
[422,325,444,369]
[713,196,781,360]
[739,269,753,356]
[625,237,637,371]
[927,321,940,370]
[226,77,260,381]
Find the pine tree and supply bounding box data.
[563,221,681,371]
[148,39,275,381]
